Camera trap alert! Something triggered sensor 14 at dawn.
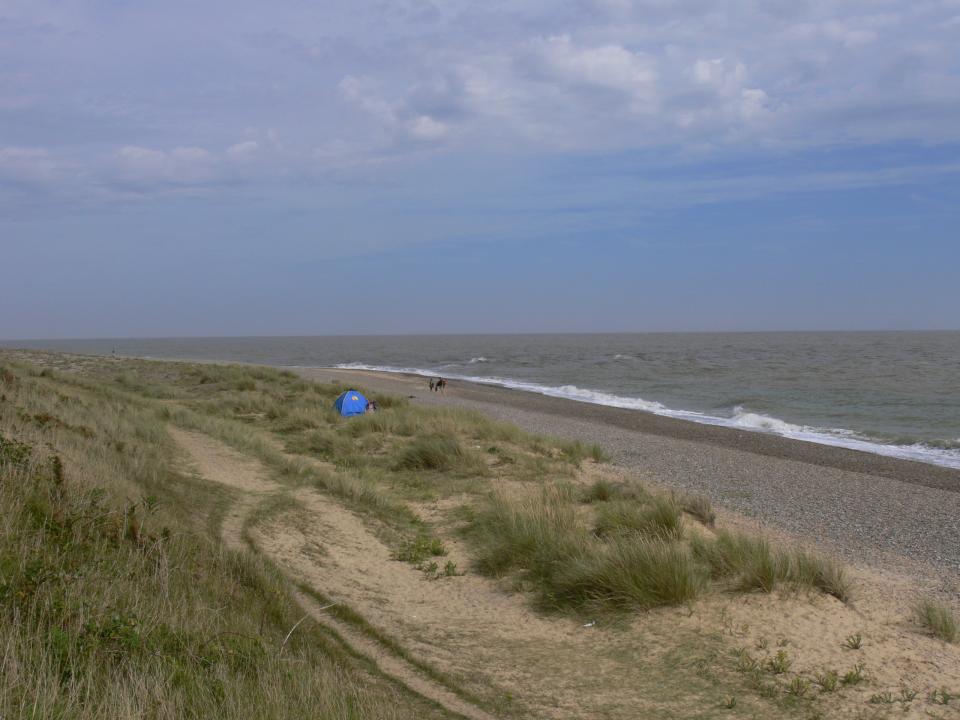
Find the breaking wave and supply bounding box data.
[333,362,960,470]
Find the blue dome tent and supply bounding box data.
[334,389,368,417]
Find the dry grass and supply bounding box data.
[916,598,958,643]
[0,360,443,720]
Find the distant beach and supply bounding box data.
[300,366,960,584]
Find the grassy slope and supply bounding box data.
[0,357,448,720]
[2,350,956,719]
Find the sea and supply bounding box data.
[5,332,959,470]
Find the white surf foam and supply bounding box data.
[332,363,960,470]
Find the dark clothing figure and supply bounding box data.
[436,378,446,393]
[429,379,435,392]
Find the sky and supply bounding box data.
[1,0,959,338]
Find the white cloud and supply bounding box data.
[530,35,657,112]
[407,115,448,141]
[227,140,259,161]
[4,0,960,200]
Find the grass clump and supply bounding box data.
[593,496,683,541]
[553,537,705,610]
[469,488,583,580]
[468,487,704,611]
[557,440,608,466]
[843,632,862,650]
[841,663,866,686]
[814,670,839,692]
[691,530,852,601]
[676,492,716,527]
[394,535,447,564]
[915,598,958,643]
[394,434,466,472]
[580,479,650,504]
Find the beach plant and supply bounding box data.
[843,633,863,650]
[394,535,447,564]
[841,663,866,686]
[593,496,683,540]
[869,691,895,705]
[736,652,759,673]
[581,478,617,503]
[900,687,917,702]
[915,598,958,643]
[786,677,809,697]
[553,537,705,609]
[766,650,791,675]
[394,434,470,472]
[555,440,610,466]
[930,688,953,705]
[677,492,716,527]
[814,670,839,692]
[690,530,852,601]
[468,487,704,610]
[589,444,610,463]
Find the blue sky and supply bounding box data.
[2,0,959,337]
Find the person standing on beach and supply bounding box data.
[437,377,446,394]
[429,379,435,392]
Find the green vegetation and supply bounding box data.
[915,598,958,643]
[466,479,847,613]
[676,491,716,527]
[843,633,863,650]
[691,530,852,602]
[4,349,918,720]
[0,360,437,719]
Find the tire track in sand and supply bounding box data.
[169,427,497,720]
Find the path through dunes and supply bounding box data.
[170,427,498,720]
[168,427,749,720]
[169,424,960,720]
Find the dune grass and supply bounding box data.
[0,361,438,720]
[466,481,852,613]
[915,599,958,643]
[691,530,852,601]
[593,495,684,540]
[676,491,716,527]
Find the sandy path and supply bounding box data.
[168,426,960,720]
[169,427,498,720]
[168,429,683,719]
